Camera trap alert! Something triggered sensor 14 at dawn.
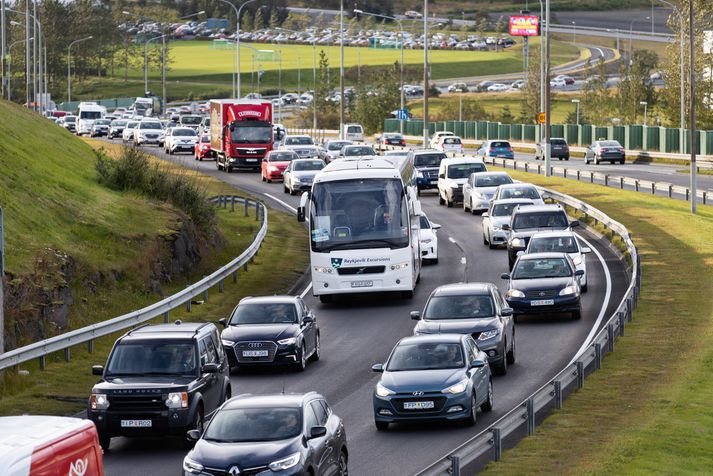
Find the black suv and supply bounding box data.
[88,321,231,450]
[408,149,447,193]
[502,204,578,269]
[184,393,348,476]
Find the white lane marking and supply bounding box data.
[300,282,313,298]
[448,237,457,243]
[569,233,612,365]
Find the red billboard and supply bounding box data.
[509,15,540,36]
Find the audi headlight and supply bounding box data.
[443,378,469,395]
[506,289,525,298]
[376,383,395,397]
[182,457,204,474]
[313,266,333,274]
[572,255,583,266]
[478,329,499,340]
[559,285,579,296]
[90,393,109,410]
[277,337,297,346]
[269,452,301,471]
[221,338,234,346]
[166,391,188,409]
[390,262,409,271]
[511,238,525,248]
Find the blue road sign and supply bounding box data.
[397,108,409,120]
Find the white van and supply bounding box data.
[437,157,487,207]
[342,123,364,142]
[76,102,106,136]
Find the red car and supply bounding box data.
[261,150,299,182]
[194,134,215,161]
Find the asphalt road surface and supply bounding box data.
[100,140,629,476]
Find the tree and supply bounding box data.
[580,57,614,125]
[616,50,657,124]
[242,10,254,32]
[519,48,542,123]
[254,6,267,31]
[352,62,401,134]
[476,17,488,39]
[269,7,280,29]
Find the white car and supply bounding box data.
[418,214,440,263]
[433,135,464,155]
[429,130,455,149]
[550,78,567,89]
[164,127,198,155]
[133,120,164,146]
[447,82,468,93]
[321,140,353,162]
[283,158,326,195]
[437,157,488,207]
[463,171,514,214]
[525,231,591,291]
[491,183,545,205]
[281,135,320,159]
[122,120,139,142]
[482,198,534,249]
[89,119,112,137]
[487,83,510,92]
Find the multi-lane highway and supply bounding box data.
[100,142,628,476]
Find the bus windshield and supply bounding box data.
[310,178,409,252]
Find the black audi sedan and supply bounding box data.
[501,252,584,321]
[219,296,320,371]
[411,283,515,375]
[183,393,348,476]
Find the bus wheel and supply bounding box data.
[402,290,414,299]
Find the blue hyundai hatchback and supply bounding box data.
[372,334,493,430]
[477,140,515,160]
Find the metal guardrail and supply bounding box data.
[0,195,267,372]
[417,185,640,476]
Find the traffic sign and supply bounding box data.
[537,112,546,124]
[396,108,409,120]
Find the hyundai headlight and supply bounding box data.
[506,289,525,298]
[390,262,409,271]
[182,457,204,474]
[443,378,469,394]
[269,452,301,471]
[277,337,297,346]
[90,393,109,410]
[313,266,333,274]
[559,285,579,296]
[376,383,395,397]
[478,329,499,340]
[166,391,188,409]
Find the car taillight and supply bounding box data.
[489,148,494,153]
[400,140,406,145]
[601,148,608,153]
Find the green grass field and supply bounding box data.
[478,166,713,474]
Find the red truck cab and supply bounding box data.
[210,99,273,172]
[0,416,104,476]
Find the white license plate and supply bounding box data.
[429,180,438,184]
[404,401,435,410]
[531,299,555,306]
[351,280,373,288]
[245,158,258,162]
[242,350,269,357]
[121,419,152,428]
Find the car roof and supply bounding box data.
[239,295,301,304]
[498,183,537,190]
[431,283,492,297]
[513,204,563,214]
[472,171,508,177]
[123,321,213,341]
[398,334,465,345]
[491,198,535,205]
[224,392,321,410]
[529,230,576,240]
[518,252,571,260]
[411,148,444,155]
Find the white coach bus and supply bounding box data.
[297,156,422,303]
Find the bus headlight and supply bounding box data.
[390,262,409,271]
[313,266,333,274]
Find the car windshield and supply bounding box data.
[600,141,621,147]
[413,153,446,167]
[448,163,485,179]
[201,135,210,142]
[106,341,197,376]
[285,136,314,145]
[512,257,572,279]
[140,122,162,129]
[231,122,272,144]
[127,122,137,128]
[269,152,297,162]
[551,139,567,146]
[475,174,512,187]
[95,119,111,125]
[387,342,465,371]
[529,236,579,253]
[328,141,350,150]
[65,117,76,123]
[310,178,409,252]
[174,129,196,136]
[490,142,510,148]
[204,407,302,443]
[384,134,402,139]
[229,303,298,325]
[491,201,531,217]
[443,137,461,144]
[424,295,495,319]
[512,211,567,230]
[181,116,201,125]
[111,120,127,126]
[499,186,540,200]
[344,146,375,156]
[294,160,324,171]
[347,126,362,133]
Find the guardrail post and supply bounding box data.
[704,192,707,205]
[635,180,639,192]
[223,195,227,209]
[524,163,529,172]
[554,380,562,409]
[203,289,209,302]
[492,428,502,461]
[594,343,602,369]
[39,355,45,370]
[607,323,615,352]
[576,170,581,181]
[64,348,70,362]
[627,296,634,321]
[526,397,535,435]
[651,183,656,195]
[604,175,609,186]
[232,271,238,283]
[563,168,567,179]
[231,196,235,212]
[219,279,224,293]
[243,262,249,272]
[244,200,249,217]
[618,311,625,337]
[686,189,690,201]
[576,361,584,389]
[448,456,461,476]
[163,311,169,323]
[255,202,259,220]
[590,172,594,183]
[88,340,94,353]
[537,164,542,175]
[668,185,673,198]
[619,177,624,189]
[186,300,192,313]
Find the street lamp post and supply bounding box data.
[354,9,405,134]
[571,98,580,124]
[216,0,258,98]
[144,34,166,94]
[339,0,345,139]
[544,0,552,176]
[639,100,648,125]
[657,0,685,154]
[423,0,429,147]
[688,0,696,214]
[67,36,92,103]
[628,16,649,64]
[572,21,576,44]
[8,36,31,101]
[7,9,42,112]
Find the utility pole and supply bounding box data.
[339,0,345,139]
[2,0,7,99]
[32,0,36,112]
[161,33,166,106]
[689,0,696,213]
[423,0,429,146]
[544,0,551,176]
[0,207,5,354]
[25,0,29,107]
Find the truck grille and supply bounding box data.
[234,341,277,363]
[237,148,266,155]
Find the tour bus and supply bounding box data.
[297,156,422,303]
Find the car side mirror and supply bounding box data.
[410,311,421,321]
[371,363,384,373]
[470,359,486,368]
[218,317,227,327]
[581,247,592,254]
[439,173,445,179]
[501,307,514,316]
[501,224,510,231]
[575,269,585,277]
[481,212,489,217]
[500,273,511,280]
[92,365,104,376]
[309,426,327,439]
[569,220,580,228]
[186,429,201,442]
[516,250,524,257]
[432,223,441,230]
[302,314,314,324]
[202,363,219,373]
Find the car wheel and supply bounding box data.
[439,194,445,206]
[184,406,204,448]
[447,199,453,208]
[262,174,266,182]
[594,155,600,165]
[294,344,307,372]
[267,178,272,183]
[98,434,111,451]
[582,282,588,293]
[481,379,494,412]
[283,184,290,194]
[471,202,478,215]
[338,449,348,475]
[402,290,414,299]
[494,344,508,375]
[310,333,321,362]
[227,166,233,173]
[619,159,625,164]
[375,420,389,431]
[483,233,489,245]
[572,310,582,320]
[464,200,470,213]
[463,394,477,426]
[584,157,589,164]
[506,332,516,365]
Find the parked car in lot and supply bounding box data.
[491,183,544,205]
[121,120,138,142]
[108,119,127,139]
[585,139,626,164]
[535,137,570,160]
[418,214,440,263]
[164,126,198,154]
[184,393,348,476]
[261,150,299,182]
[434,135,464,154]
[412,283,515,375]
[376,132,406,148]
[487,83,509,92]
[502,203,578,269]
[88,321,231,450]
[283,158,326,195]
[372,334,493,430]
[219,295,320,371]
[447,82,468,93]
[437,157,487,207]
[463,171,514,214]
[194,134,215,161]
[475,81,494,92]
[525,231,591,291]
[501,253,584,321]
[476,140,514,160]
[482,199,534,249]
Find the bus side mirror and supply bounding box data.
[297,192,309,222]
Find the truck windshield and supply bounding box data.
[105,341,197,376]
[80,111,102,119]
[231,122,272,144]
[310,178,409,252]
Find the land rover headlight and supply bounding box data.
[166,391,188,409]
[90,393,109,410]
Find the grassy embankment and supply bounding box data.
[0,100,308,415]
[478,166,713,474]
